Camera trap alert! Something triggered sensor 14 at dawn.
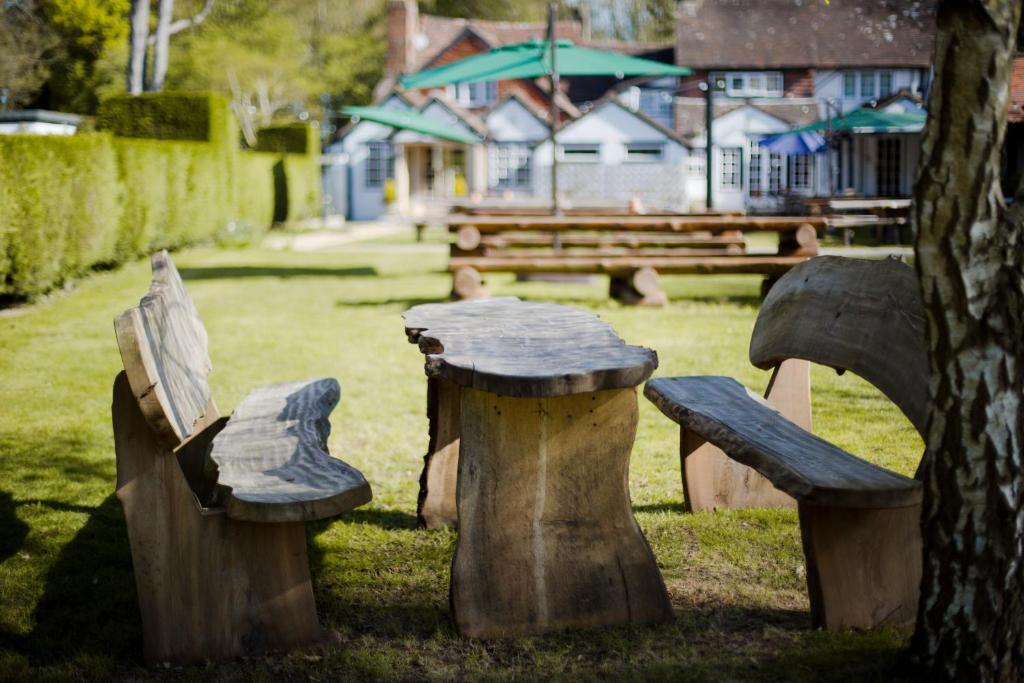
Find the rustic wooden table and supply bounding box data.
[403,297,672,637]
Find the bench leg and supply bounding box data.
[112,372,333,665]
[609,267,668,306]
[452,387,672,637]
[451,267,489,300]
[798,503,922,629]
[417,377,461,529]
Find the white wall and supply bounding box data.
[814,69,926,114]
[486,98,548,142]
[339,95,409,221]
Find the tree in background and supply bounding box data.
[127,0,214,94]
[0,0,59,109]
[910,0,1024,680]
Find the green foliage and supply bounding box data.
[253,124,315,154]
[0,93,318,298]
[96,92,230,142]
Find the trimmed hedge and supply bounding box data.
[253,124,318,154]
[0,93,320,298]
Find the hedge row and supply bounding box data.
[0,93,320,298]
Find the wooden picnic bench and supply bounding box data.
[112,250,372,665]
[445,214,826,304]
[403,297,671,637]
[644,256,927,630]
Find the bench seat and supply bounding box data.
[643,375,921,509]
[209,378,372,523]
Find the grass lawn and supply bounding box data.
[0,234,923,681]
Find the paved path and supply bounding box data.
[263,220,412,252]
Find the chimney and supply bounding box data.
[387,0,418,76]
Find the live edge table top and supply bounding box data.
[403,297,658,398]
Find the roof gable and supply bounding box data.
[557,99,687,146]
[486,94,550,142]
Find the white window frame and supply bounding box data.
[448,80,497,108]
[637,88,675,128]
[559,143,601,162]
[687,155,705,178]
[788,153,813,190]
[722,71,784,98]
[365,141,391,189]
[489,143,532,189]
[748,143,763,194]
[720,147,743,189]
[625,142,665,162]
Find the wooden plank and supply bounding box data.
[468,247,746,258]
[114,250,214,445]
[445,214,826,233]
[112,372,334,664]
[451,205,746,217]
[448,255,809,276]
[451,386,672,637]
[418,377,461,529]
[209,378,372,523]
[799,502,921,629]
[477,232,747,249]
[403,297,657,398]
[643,375,922,508]
[750,256,928,436]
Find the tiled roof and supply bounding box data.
[676,0,937,69]
[414,15,583,70]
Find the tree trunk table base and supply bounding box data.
[451,386,672,637]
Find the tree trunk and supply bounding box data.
[148,0,174,92]
[910,1,1024,680]
[127,0,150,95]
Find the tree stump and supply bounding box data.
[417,377,462,528]
[451,266,489,300]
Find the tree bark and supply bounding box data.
[148,0,173,92]
[127,0,150,95]
[911,1,1024,681]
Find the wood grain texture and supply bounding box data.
[451,387,672,637]
[608,267,668,306]
[446,214,828,233]
[448,255,809,276]
[417,377,461,529]
[112,373,334,665]
[114,250,214,444]
[800,502,922,629]
[644,375,921,508]
[750,256,928,436]
[209,378,372,523]
[476,232,747,250]
[404,297,657,398]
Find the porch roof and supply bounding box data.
[789,109,927,136]
[341,106,483,144]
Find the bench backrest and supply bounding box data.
[749,256,928,437]
[114,250,216,445]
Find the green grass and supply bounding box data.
[0,238,922,681]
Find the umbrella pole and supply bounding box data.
[548,1,560,215]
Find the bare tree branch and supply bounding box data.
[146,0,213,46]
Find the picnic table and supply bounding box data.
[403,297,672,637]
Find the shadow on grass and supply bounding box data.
[0,492,29,564]
[342,508,420,530]
[179,265,378,280]
[335,297,442,309]
[0,494,139,666]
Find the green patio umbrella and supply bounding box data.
[341,105,483,145]
[788,108,926,135]
[399,12,693,213]
[400,38,692,90]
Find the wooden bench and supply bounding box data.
[445,214,825,304]
[644,256,928,630]
[112,250,372,665]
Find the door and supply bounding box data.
[876,138,902,197]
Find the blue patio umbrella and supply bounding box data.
[758,131,827,155]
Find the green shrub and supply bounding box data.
[96,92,232,143]
[253,123,318,154]
[236,150,277,228]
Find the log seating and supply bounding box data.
[444,214,826,304]
[644,256,928,630]
[404,297,671,637]
[112,250,372,665]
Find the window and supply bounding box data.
[723,71,784,98]
[877,138,902,197]
[448,80,497,107]
[560,143,600,162]
[748,144,762,194]
[626,142,665,162]
[879,71,893,98]
[843,72,857,97]
[638,89,675,128]
[687,155,705,178]
[768,152,784,194]
[720,147,742,189]
[860,71,876,97]
[489,143,532,189]
[365,141,391,188]
[788,153,813,189]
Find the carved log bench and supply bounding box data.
[644,256,928,630]
[445,214,826,304]
[112,250,372,665]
